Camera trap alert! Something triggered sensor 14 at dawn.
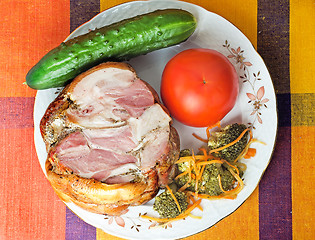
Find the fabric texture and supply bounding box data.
[1,0,314,239]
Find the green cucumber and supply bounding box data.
[26,9,197,90]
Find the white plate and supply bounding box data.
[34,0,277,239]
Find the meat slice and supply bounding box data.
[41,62,180,215]
[51,127,138,182]
[66,64,155,128]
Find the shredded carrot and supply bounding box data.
[206,167,245,199]
[176,152,217,193]
[226,168,244,196]
[194,156,205,194]
[197,160,224,166]
[220,187,239,199]
[188,213,202,219]
[209,128,250,154]
[194,175,199,193]
[191,150,199,176]
[189,191,199,199]
[179,180,190,192]
[188,194,203,211]
[199,147,208,158]
[188,194,194,203]
[244,148,256,159]
[206,121,221,138]
[253,139,267,145]
[218,174,228,193]
[232,128,254,162]
[222,160,240,175]
[185,199,202,213]
[195,159,223,197]
[178,158,192,192]
[235,162,247,172]
[218,171,244,197]
[166,185,181,213]
[175,170,189,180]
[176,155,207,164]
[197,165,206,181]
[233,139,252,162]
[141,199,202,223]
[192,133,208,143]
[233,138,266,162]
[189,157,244,200]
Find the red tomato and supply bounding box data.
[160,48,239,127]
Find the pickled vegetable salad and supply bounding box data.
[142,123,265,227]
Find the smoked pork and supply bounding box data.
[41,62,180,215]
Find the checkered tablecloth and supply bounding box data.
[1,0,314,239]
